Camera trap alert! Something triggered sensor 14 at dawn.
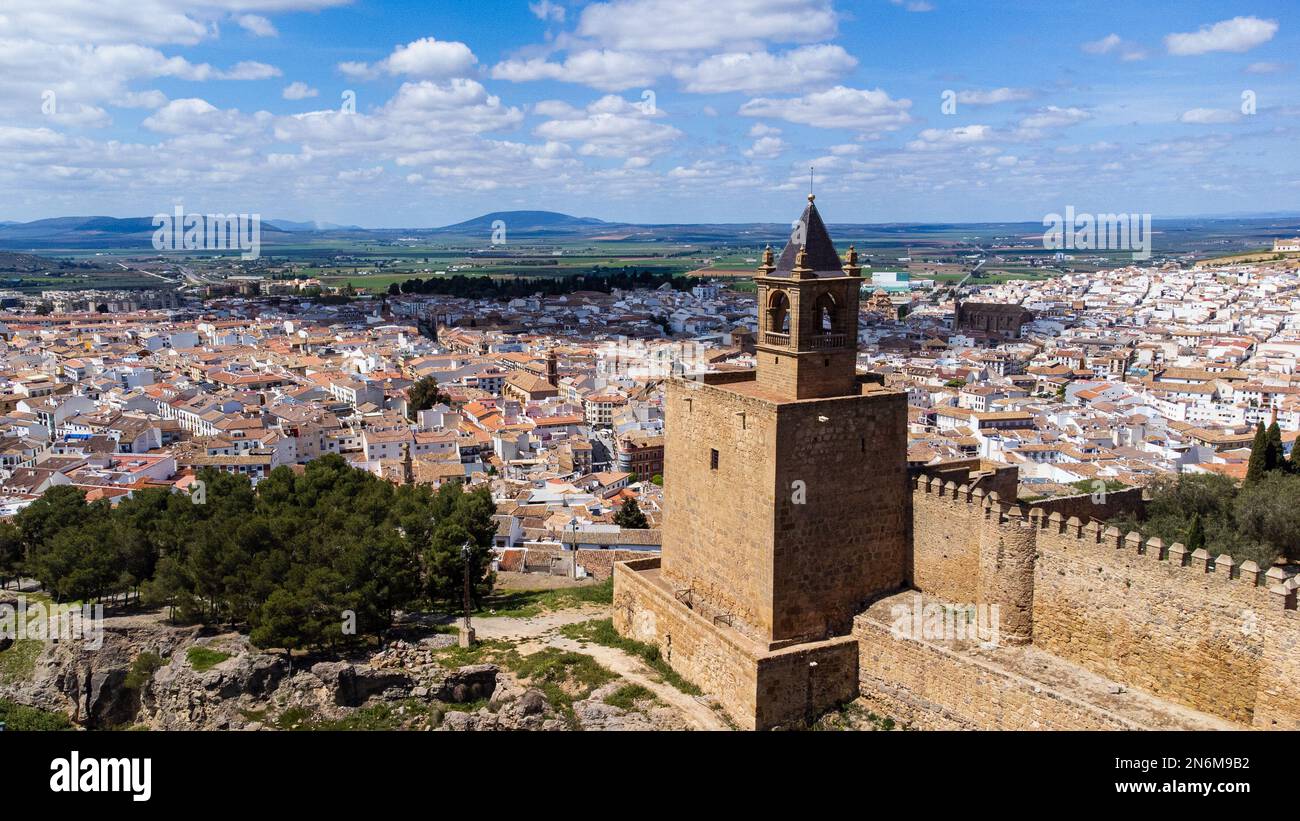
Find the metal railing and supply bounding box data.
[808,333,847,349]
[762,331,850,349]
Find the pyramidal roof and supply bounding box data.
[772,195,843,278]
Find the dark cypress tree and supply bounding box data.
[1246,422,1269,484]
[1266,421,1283,473]
[1184,512,1206,553]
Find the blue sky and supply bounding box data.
[1,0,1296,226]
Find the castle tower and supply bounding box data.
[754,194,864,401]
[613,195,910,729]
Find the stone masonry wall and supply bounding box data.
[910,478,983,602]
[1025,486,1146,523]
[614,557,859,730]
[854,615,1135,730]
[1031,517,1295,727]
[660,377,778,640]
[770,388,910,642]
[909,474,1300,728]
[1255,609,1300,729]
[614,558,759,726]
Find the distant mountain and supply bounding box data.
[0,215,291,249]
[430,211,611,236]
[267,219,362,232]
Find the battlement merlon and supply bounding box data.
[910,470,1297,612]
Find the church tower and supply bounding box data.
[613,195,910,730]
[754,194,864,401]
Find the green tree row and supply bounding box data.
[389,269,697,300]
[1245,420,1298,483]
[1110,472,1298,568]
[0,455,497,656]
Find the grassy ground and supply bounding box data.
[430,637,617,728]
[186,646,231,672]
[810,700,905,731]
[475,577,612,618]
[604,683,660,712]
[0,639,42,685]
[511,647,617,727]
[559,618,702,696]
[0,698,73,731]
[254,700,449,731]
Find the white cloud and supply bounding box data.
[889,0,933,11]
[534,94,682,157]
[220,60,280,80]
[141,97,271,136]
[0,0,348,46]
[283,81,319,100]
[1179,108,1240,124]
[379,79,523,131]
[0,39,272,130]
[743,135,786,158]
[1245,61,1287,74]
[748,123,781,137]
[529,0,566,22]
[338,165,384,182]
[1082,33,1121,54]
[1012,105,1090,138]
[0,125,69,149]
[575,0,838,52]
[672,45,856,93]
[236,14,278,38]
[955,87,1032,105]
[340,37,478,80]
[739,85,912,131]
[1081,33,1147,61]
[907,124,994,150]
[492,49,664,91]
[1165,16,1278,56]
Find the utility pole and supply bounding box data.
[569,519,580,580]
[459,540,476,648]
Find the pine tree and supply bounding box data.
[614,498,649,529]
[1246,422,1269,484]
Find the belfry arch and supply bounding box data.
[767,289,791,334]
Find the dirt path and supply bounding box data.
[468,605,608,641]
[469,605,728,730]
[547,635,728,730]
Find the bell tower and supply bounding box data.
[613,193,908,730]
[755,194,863,400]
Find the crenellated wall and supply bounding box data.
[906,472,1300,728]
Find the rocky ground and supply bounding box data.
[0,588,730,732]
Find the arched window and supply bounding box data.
[813,292,838,333]
[767,290,790,333]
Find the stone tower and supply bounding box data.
[754,195,864,401]
[613,195,910,729]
